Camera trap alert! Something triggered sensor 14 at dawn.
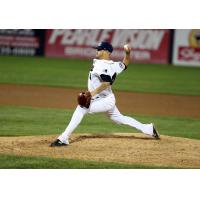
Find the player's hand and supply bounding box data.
[124,44,131,54]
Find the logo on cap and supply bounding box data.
[94,41,113,53]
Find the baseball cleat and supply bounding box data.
[50,139,68,147]
[152,124,160,140]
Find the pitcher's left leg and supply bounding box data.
[107,106,159,138]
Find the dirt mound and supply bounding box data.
[0,133,200,168]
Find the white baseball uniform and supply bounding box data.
[58,59,154,144]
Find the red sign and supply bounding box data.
[173,30,200,66]
[178,47,200,62]
[45,29,171,64]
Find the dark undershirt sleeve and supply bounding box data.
[100,74,112,83]
[123,62,127,70]
[100,73,117,85]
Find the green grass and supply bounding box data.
[0,56,200,95]
[1,55,199,169]
[0,105,200,140]
[0,154,172,169]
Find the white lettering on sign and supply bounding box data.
[48,29,165,50]
[98,30,113,43]
[64,47,95,57]
[111,50,150,60]
[179,47,200,61]
[62,30,97,45]
[112,30,164,50]
[48,29,66,44]
[0,29,34,36]
[49,29,113,46]
[132,51,151,60]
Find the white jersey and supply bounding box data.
[88,59,126,99]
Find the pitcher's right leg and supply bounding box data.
[50,105,88,147]
[58,105,88,143]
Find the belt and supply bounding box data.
[91,93,112,100]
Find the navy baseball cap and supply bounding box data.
[93,41,113,53]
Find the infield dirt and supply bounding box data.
[1,84,200,118]
[0,133,200,168]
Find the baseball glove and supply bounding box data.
[77,91,92,108]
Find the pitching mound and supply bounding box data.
[0,133,200,168]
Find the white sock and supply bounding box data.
[58,106,88,144]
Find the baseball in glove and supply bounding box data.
[77,91,92,108]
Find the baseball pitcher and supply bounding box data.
[50,42,160,146]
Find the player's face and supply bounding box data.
[96,50,110,59]
[96,50,104,58]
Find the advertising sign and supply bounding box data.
[0,29,45,56]
[173,29,200,66]
[45,29,171,64]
